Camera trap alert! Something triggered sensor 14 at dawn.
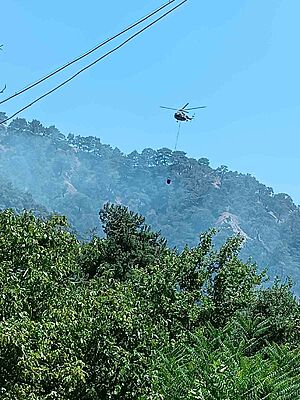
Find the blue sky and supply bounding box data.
[1,0,299,204]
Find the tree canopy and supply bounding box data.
[0,204,299,399]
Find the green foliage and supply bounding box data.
[81,203,166,279]
[0,211,84,399]
[250,280,300,346]
[148,325,300,399]
[210,236,264,327]
[0,205,299,398]
[99,203,166,277]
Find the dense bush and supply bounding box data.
[0,204,299,399]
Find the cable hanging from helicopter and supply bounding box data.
[160,102,206,184]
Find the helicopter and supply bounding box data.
[160,102,206,122]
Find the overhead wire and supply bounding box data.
[0,0,187,125]
[0,0,178,106]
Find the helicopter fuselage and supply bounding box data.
[174,110,192,122]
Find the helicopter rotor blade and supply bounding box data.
[181,102,189,110]
[160,106,178,111]
[185,106,207,110]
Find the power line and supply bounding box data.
[0,0,177,106]
[0,0,187,125]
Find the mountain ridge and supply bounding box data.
[0,112,299,291]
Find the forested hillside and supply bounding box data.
[0,174,46,215]
[0,112,299,291]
